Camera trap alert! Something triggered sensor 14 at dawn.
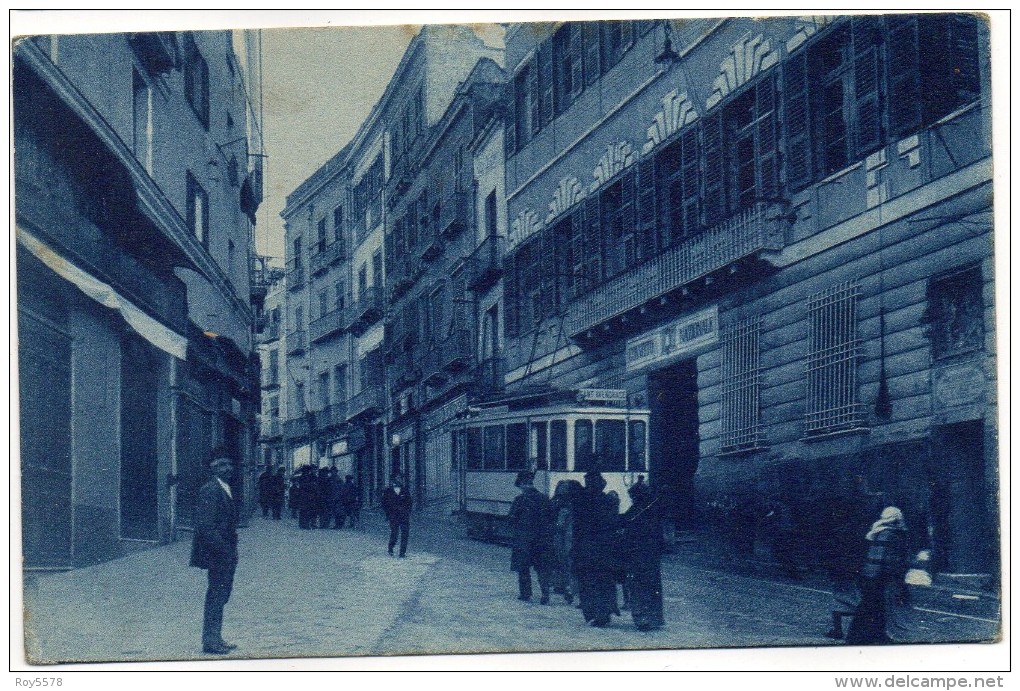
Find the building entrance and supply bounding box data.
[648,359,699,528]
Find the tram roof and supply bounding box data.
[457,403,651,425]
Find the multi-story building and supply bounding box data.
[501,16,995,576]
[14,30,265,568]
[254,260,288,472]
[385,57,506,508]
[280,25,502,508]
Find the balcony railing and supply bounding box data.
[286,259,305,292]
[313,403,348,431]
[466,234,505,293]
[261,320,281,342]
[286,330,306,355]
[283,416,310,441]
[472,356,506,400]
[347,384,384,421]
[309,307,345,343]
[567,202,787,339]
[260,418,282,440]
[345,286,383,335]
[437,190,471,239]
[389,346,421,391]
[423,329,473,384]
[310,240,346,276]
[387,255,422,304]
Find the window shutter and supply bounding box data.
[886,15,922,137]
[681,129,701,236]
[569,205,586,298]
[948,14,981,109]
[528,62,540,138]
[584,22,601,86]
[504,253,519,338]
[620,167,637,269]
[539,39,555,127]
[570,23,585,98]
[505,81,517,154]
[583,195,602,291]
[636,155,657,263]
[757,73,779,202]
[852,16,882,158]
[783,51,812,192]
[540,228,557,317]
[701,111,725,227]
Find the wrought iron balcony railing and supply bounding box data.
[285,330,307,355]
[389,346,421,391]
[283,416,310,441]
[345,286,383,335]
[466,234,505,293]
[313,403,348,431]
[387,254,422,304]
[310,240,346,276]
[347,384,384,421]
[286,259,305,292]
[309,307,345,343]
[260,418,282,440]
[437,190,471,239]
[567,202,787,339]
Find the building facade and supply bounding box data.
[255,261,288,472]
[15,30,264,568]
[501,16,995,576]
[280,26,503,508]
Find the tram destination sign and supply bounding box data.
[626,305,719,372]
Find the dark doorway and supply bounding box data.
[120,335,160,541]
[648,359,699,528]
[930,420,991,574]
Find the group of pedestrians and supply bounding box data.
[507,470,665,632]
[265,465,362,531]
[255,467,286,520]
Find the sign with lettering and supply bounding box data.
[577,388,628,404]
[626,305,719,371]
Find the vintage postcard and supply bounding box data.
[11,10,1006,672]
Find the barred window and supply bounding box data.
[804,282,865,436]
[720,317,765,453]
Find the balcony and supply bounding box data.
[345,286,383,336]
[309,307,345,343]
[437,190,471,239]
[260,418,282,440]
[466,234,505,293]
[286,330,306,356]
[127,33,178,76]
[286,259,305,292]
[310,240,346,276]
[347,384,384,421]
[283,416,310,441]
[313,403,348,431]
[567,202,788,340]
[260,320,281,343]
[423,329,473,385]
[389,346,421,391]
[472,356,506,400]
[387,255,422,304]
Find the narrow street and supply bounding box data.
[23,512,998,664]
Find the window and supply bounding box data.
[318,290,329,319]
[183,34,210,129]
[531,422,548,470]
[294,382,305,414]
[602,170,636,278]
[720,317,765,453]
[334,364,347,404]
[600,20,634,72]
[550,420,568,470]
[553,23,584,114]
[805,282,864,436]
[484,191,498,239]
[483,425,505,470]
[333,206,344,244]
[574,419,595,472]
[506,423,528,470]
[926,265,984,360]
[628,420,646,471]
[186,172,209,248]
[358,264,367,295]
[294,305,303,331]
[655,128,700,248]
[372,250,383,288]
[317,218,327,253]
[227,239,236,276]
[512,61,536,150]
[466,427,483,469]
[335,282,346,311]
[132,69,152,172]
[267,349,279,387]
[594,419,626,471]
[318,371,330,410]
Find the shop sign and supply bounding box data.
[625,305,718,371]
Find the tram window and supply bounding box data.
[483,425,506,470]
[628,420,647,471]
[574,419,595,472]
[531,421,548,470]
[595,419,626,471]
[506,423,528,470]
[550,420,567,470]
[466,428,483,470]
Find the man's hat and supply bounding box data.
[207,446,234,466]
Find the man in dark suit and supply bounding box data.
[381,474,413,557]
[190,448,239,655]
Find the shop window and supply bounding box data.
[720,317,765,453]
[804,282,865,436]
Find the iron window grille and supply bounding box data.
[720,316,766,454]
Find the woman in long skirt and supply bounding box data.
[846,506,909,645]
[621,479,664,631]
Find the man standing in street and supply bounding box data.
[508,471,554,604]
[189,448,239,655]
[382,474,412,557]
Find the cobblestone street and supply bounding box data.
[22,512,999,665]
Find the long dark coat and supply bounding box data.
[846,527,909,645]
[381,486,412,523]
[572,487,620,625]
[190,479,238,570]
[508,487,554,572]
[622,497,665,630]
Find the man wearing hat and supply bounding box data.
[189,447,240,655]
[381,474,413,557]
[507,471,555,604]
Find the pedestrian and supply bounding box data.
[341,475,359,528]
[316,467,332,528]
[550,479,582,605]
[269,466,286,520]
[256,466,272,518]
[621,479,665,631]
[573,470,620,627]
[607,490,627,614]
[288,472,300,519]
[507,471,554,604]
[189,448,239,655]
[845,506,910,645]
[297,466,318,530]
[822,485,877,640]
[382,474,412,557]
[325,467,344,529]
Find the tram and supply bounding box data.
[454,389,651,541]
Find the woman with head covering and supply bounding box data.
[622,478,665,631]
[551,480,583,604]
[573,471,620,627]
[845,506,910,645]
